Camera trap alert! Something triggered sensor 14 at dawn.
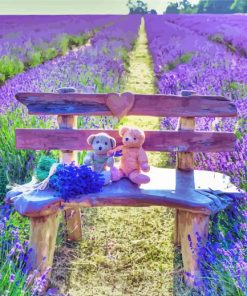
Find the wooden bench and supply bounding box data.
[6,87,244,290]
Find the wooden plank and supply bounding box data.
[15,92,237,117]
[9,168,244,217]
[16,129,237,152]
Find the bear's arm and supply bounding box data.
[138,148,150,172]
[106,156,114,167]
[83,151,94,165]
[108,145,124,156]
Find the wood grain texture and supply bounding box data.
[106,92,135,118]
[176,120,195,167]
[64,208,82,241]
[179,211,209,288]
[176,90,196,171]
[16,128,237,152]
[10,168,244,217]
[15,92,237,117]
[28,212,59,291]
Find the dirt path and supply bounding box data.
[52,18,178,296]
[123,18,156,95]
[122,18,168,167]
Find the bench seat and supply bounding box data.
[7,167,244,217]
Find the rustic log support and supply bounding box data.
[179,211,209,287]
[64,207,83,242]
[174,90,196,246]
[57,87,82,242]
[28,212,60,289]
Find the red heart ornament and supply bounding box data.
[106,92,135,118]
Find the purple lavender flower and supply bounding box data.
[9,273,15,282]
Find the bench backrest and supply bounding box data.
[15,88,238,169]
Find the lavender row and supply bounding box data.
[0,15,120,60]
[165,14,247,57]
[145,16,247,99]
[0,15,124,84]
[145,15,247,294]
[144,15,246,189]
[0,15,141,112]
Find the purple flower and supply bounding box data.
[9,273,15,282]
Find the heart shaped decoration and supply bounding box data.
[106,92,135,118]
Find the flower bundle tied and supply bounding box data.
[6,157,105,203]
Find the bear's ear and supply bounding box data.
[109,137,116,148]
[119,126,129,137]
[87,134,96,145]
[139,129,145,139]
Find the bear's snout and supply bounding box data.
[99,146,102,150]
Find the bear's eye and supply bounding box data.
[96,140,100,144]
[105,142,108,145]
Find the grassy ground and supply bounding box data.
[51,19,195,296]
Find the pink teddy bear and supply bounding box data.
[110,126,150,185]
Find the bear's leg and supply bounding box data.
[102,171,111,185]
[111,167,124,181]
[129,170,150,185]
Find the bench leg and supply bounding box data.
[179,211,209,288]
[174,209,181,246]
[28,211,59,290]
[64,208,82,241]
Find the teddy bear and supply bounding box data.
[83,132,116,185]
[109,126,150,185]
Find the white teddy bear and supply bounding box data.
[83,132,116,185]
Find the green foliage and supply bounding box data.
[210,34,237,54]
[25,50,43,68]
[34,156,57,181]
[165,0,197,13]
[58,33,92,55]
[0,107,55,200]
[179,52,193,63]
[164,0,247,13]
[0,56,24,84]
[43,47,58,60]
[58,35,70,55]
[127,0,148,14]
[0,209,36,295]
[0,162,8,198]
[0,32,92,85]
[115,47,131,70]
[166,2,179,14]
[231,0,247,12]
[68,33,91,48]
[163,52,194,71]
[197,0,236,13]
[149,9,157,14]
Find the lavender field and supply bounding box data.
[0,14,246,296]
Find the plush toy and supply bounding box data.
[83,132,117,185]
[110,126,150,185]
